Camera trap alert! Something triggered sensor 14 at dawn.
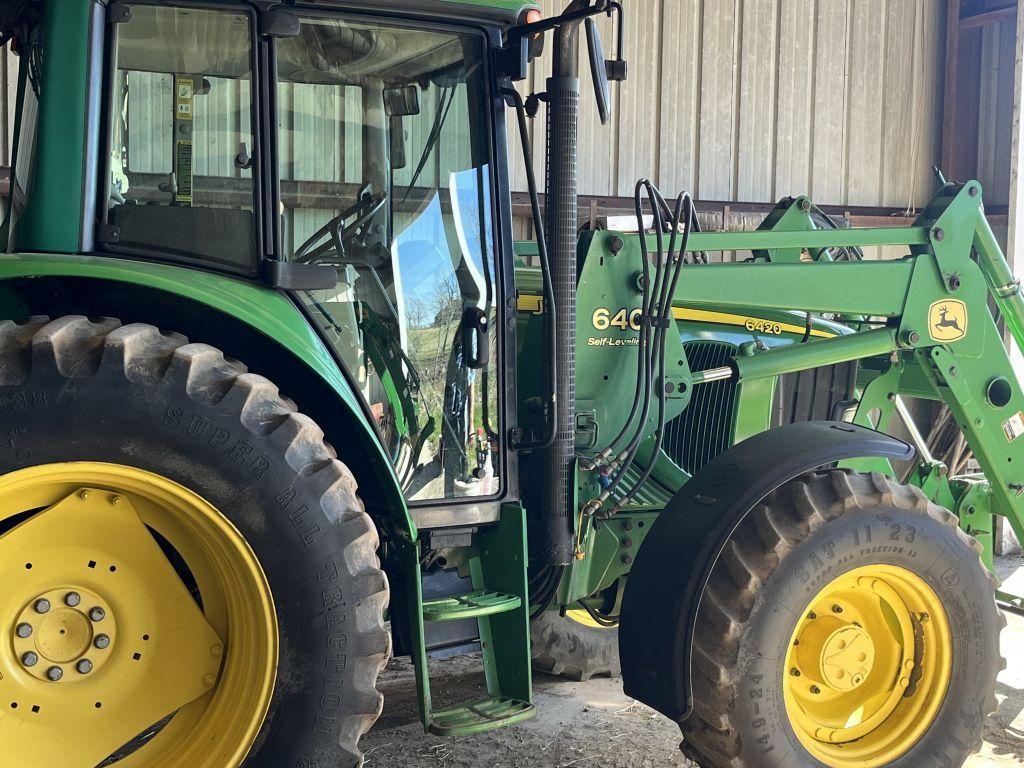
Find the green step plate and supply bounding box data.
[429,696,536,737]
[422,590,521,622]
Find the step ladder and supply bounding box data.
[403,504,536,737]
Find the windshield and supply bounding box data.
[281,17,501,503]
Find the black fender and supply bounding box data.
[618,420,914,721]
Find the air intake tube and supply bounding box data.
[535,7,584,566]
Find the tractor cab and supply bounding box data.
[105,4,506,502]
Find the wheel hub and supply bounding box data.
[795,616,875,692]
[13,587,116,682]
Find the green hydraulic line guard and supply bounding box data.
[975,214,1024,352]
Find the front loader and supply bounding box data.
[0,1,1017,767]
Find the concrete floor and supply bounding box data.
[362,556,1024,767]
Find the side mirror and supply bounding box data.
[384,85,421,117]
[585,17,611,125]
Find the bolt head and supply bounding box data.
[46,666,63,682]
[89,607,106,622]
[969,185,979,197]
[15,623,32,639]
[94,634,111,650]
[80,490,92,501]
[807,611,817,620]
[76,659,93,675]
[34,599,50,614]
[831,604,843,614]
[790,667,801,677]
[621,554,634,565]
[933,227,945,242]
[211,645,223,658]
[810,685,821,694]
[64,592,81,608]
[204,674,217,686]
[21,652,38,668]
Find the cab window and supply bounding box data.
[104,4,258,273]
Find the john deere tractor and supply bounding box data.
[0,1,1017,767]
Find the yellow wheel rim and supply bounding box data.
[0,463,278,768]
[783,564,952,767]
[564,608,613,629]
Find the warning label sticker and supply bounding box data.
[1002,411,1024,442]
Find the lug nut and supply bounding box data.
[76,659,93,675]
[15,623,33,639]
[94,634,111,650]
[89,607,106,622]
[34,599,51,614]
[810,685,821,695]
[790,667,801,677]
[65,592,81,607]
[21,652,38,668]
[831,604,843,614]
[46,666,63,682]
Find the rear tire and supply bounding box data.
[680,469,1002,768]
[531,610,620,681]
[0,317,390,767]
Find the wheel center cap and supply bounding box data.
[36,608,92,662]
[820,625,875,691]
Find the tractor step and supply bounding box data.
[422,590,521,622]
[429,696,535,736]
[402,504,535,737]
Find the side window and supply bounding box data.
[282,18,501,503]
[104,4,257,273]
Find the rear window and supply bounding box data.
[103,4,258,273]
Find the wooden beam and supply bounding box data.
[960,5,1016,31]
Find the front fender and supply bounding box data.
[619,421,913,721]
[0,252,414,538]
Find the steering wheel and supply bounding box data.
[294,186,388,263]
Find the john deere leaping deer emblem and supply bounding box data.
[928,299,968,342]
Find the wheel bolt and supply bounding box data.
[65,592,81,607]
[810,685,821,695]
[94,634,111,650]
[21,652,38,668]
[34,599,51,614]
[89,607,106,622]
[807,611,816,620]
[46,666,63,682]
[789,667,801,677]
[15,623,33,639]
[831,604,843,614]
[76,659,93,675]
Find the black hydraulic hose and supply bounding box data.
[611,195,695,512]
[601,189,683,502]
[599,179,659,458]
[501,86,558,452]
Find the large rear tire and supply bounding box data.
[680,469,1002,768]
[531,609,620,681]
[0,317,390,768]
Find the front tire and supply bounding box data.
[681,469,1002,768]
[0,317,390,768]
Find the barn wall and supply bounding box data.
[0,2,947,215]
[511,0,947,210]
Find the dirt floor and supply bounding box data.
[362,555,1024,767]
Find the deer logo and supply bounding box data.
[928,299,967,342]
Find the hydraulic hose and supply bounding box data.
[501,86,558,452]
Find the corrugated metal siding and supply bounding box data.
[511,0,946,209]
[0,3,946,212]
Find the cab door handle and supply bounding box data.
[462,307,489,369]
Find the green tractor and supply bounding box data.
[0,1,1016,767]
